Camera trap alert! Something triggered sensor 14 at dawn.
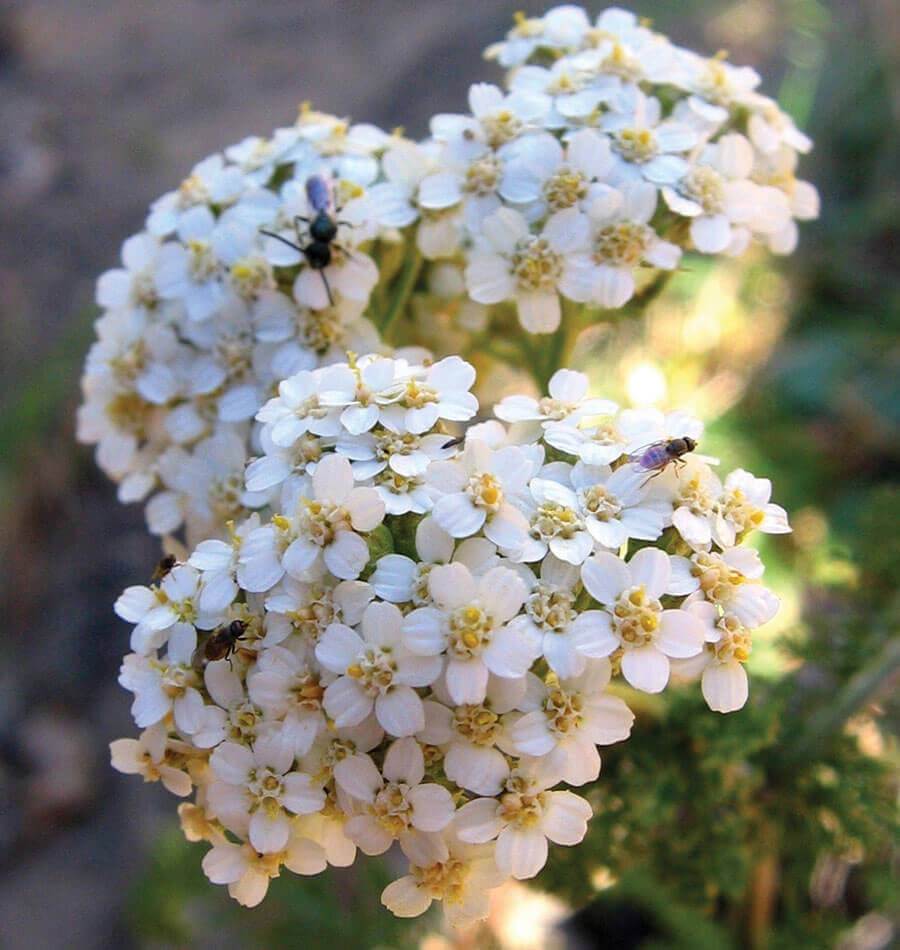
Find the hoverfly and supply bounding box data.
[630,436,698,484]
[151,553,177,582]
[259,174,350,306]
[194,620,248,669]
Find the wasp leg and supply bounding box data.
[260,229,304,253]
[319,269,335,307]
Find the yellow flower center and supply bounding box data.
[512,236,563,292]
[299,499,353,547]
[448,604,494,658]
[612,127,659,164]
[453,703,502,746]
[527,585,577,632]
[683,165,725,214]
[467,472,504,512]
[464,154,502,196]
[186,239,219,281]
[581,484,623,521]
[543,167,589,210]
[593,221,651,266]
[612,584,662,647]
[230,257,272,299]
[481,110,523,148]
[346,646,397,695]
[531,502,583,542]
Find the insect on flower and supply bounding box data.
[630,437,698,484]
[194,619,248,668]
[151,553,177,582]
[260,174,351,306]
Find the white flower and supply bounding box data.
[427,438,532,552]
[671,601,753,713]
[379,356,479,435]
[432,83,549,161]
[147,154,246,236]
[714,468,791,547]
[500,127,615,218]
[580,548,705,692]
[585,181,681,308]
[495,367,616,436]
[96,234,164,314]
[155,207,254,322]
[484,6,591,67]
[338,738,455,857]
[239,455,384,589]
[465,205,591,332]
[202,833,327,907]
[262,575,373,647]
[668,547,780,629]
[316,601,441,736]
[256,367,345,449]
[418,676,525,797]
[509,660,633,785]
[403,562,531,706]
[381,831,505,927]
[601,91,698,188]
[208,734,325,853]
[109,724,192,797]
[506,556,614,678]
[246,645,327,755]
[662,133,763,254]
[115,563,222,654]
[117,626,205,734]
[370,518,497,607]
[455,764,593,879]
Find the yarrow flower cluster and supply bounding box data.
[425,4,817,331]
[110,360,788,923]
[86,5,810,929]
[78,107,422,543]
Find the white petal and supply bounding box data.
[445,658,489,705]
[581,552,629,604]
[621,645,669,693]
[249,810,290,853]
[541,790,592,845]
[628,548,670,599]
[323,676,372,728]
[444,742,509,796]
[496,827,548,879]
[376,686,426,737]
[702,662,749,713]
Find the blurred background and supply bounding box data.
[0,1,897,947]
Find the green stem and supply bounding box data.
[378,244,422,341]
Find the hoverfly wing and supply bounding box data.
[626,440,670,470]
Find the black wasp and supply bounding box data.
[260,174,351,306]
